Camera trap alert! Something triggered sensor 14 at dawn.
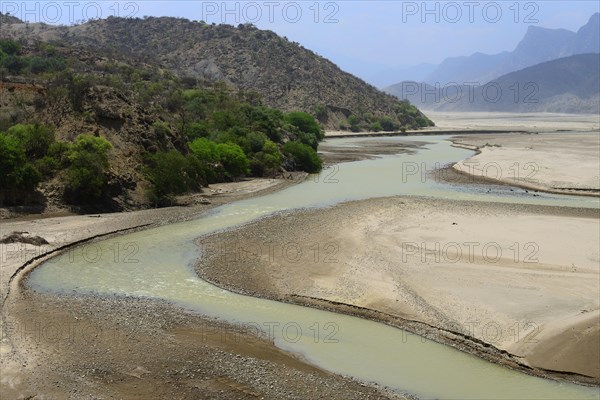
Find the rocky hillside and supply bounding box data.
[1,15,433,130]
[0,14,433,215]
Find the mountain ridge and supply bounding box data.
[424,13,599,85]
[1,15,431,130]
[385,53,600,114]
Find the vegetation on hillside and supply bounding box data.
[339,103,434,132]
[0,27,433,211]
[0,123,111,205]
[0,38,325,208]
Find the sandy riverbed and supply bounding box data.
[450,133,600,196]
[197,196,600,383]
[325,112,600,138]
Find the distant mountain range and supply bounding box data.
[425,12,599,85]
[385,54,600,114]
[384,13,600,114]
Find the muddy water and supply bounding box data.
[29,136,599,399]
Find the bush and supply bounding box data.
[144,150,202,205]
[6,124,55,160]
[27,55,67,74]
[216,142,250,179]
[0,39,21,56]
[249,107,284,142]
[251,140,281,176]
[285,111,324,141]
[0,134,41,195]
[188,138,218,163]
[370,122,383,132]
[247,131,267,153]
[188,138,219,183]
[380,116,399,132]
[416,115,433,128]
[2,55,27,74]
[65,135,112,203]
[283,141,322,173]
[185,121,211,139]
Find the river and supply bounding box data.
[28,135,600,399]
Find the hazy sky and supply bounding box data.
[4,1,599,81]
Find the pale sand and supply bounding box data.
[427,111,600,132]
[197,197,600,381]
[325,112,600,137]
[451,133,600,195]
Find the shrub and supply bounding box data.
[144,150,202,205]
[27,56,67,74]
[152,121,171,139]
[247,131,267,153]
[0,134,41,194]
[285,111,324,141]
[185,121,211,139]
[313,104,327,121]
[370,122,383,132]
[283,141,322,173]
[2,55,27,74]
[249,107,284,142]
[6,124,55,160]
[251,140,281,176]
[188,138,219,183]
[0,39,21,55]
[416,115,433,127]
[348,115,361,126]
[216,142,250,179]
[295,130,320,150]
[65,135,112,203]
[380,116,399,132]
[189,138,218,163]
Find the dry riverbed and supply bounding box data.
[451,133,600,196]
[196,196,600,385]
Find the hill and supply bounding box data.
[0,15,433,214]
[1,15,432,130]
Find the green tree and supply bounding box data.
[144,150,201,205]
[65,135,112,203]
[251,140,282,176]
[249,107,284,142]
[283,141,322,173]
[188,138,219,183]
[285,111,324,141]
[0,134,41,204]
[6,124,55,160]
[216,142,250,179]
[380,116,399,132]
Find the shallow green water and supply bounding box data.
[29,136,600,399]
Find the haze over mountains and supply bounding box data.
[384,13,600,114]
